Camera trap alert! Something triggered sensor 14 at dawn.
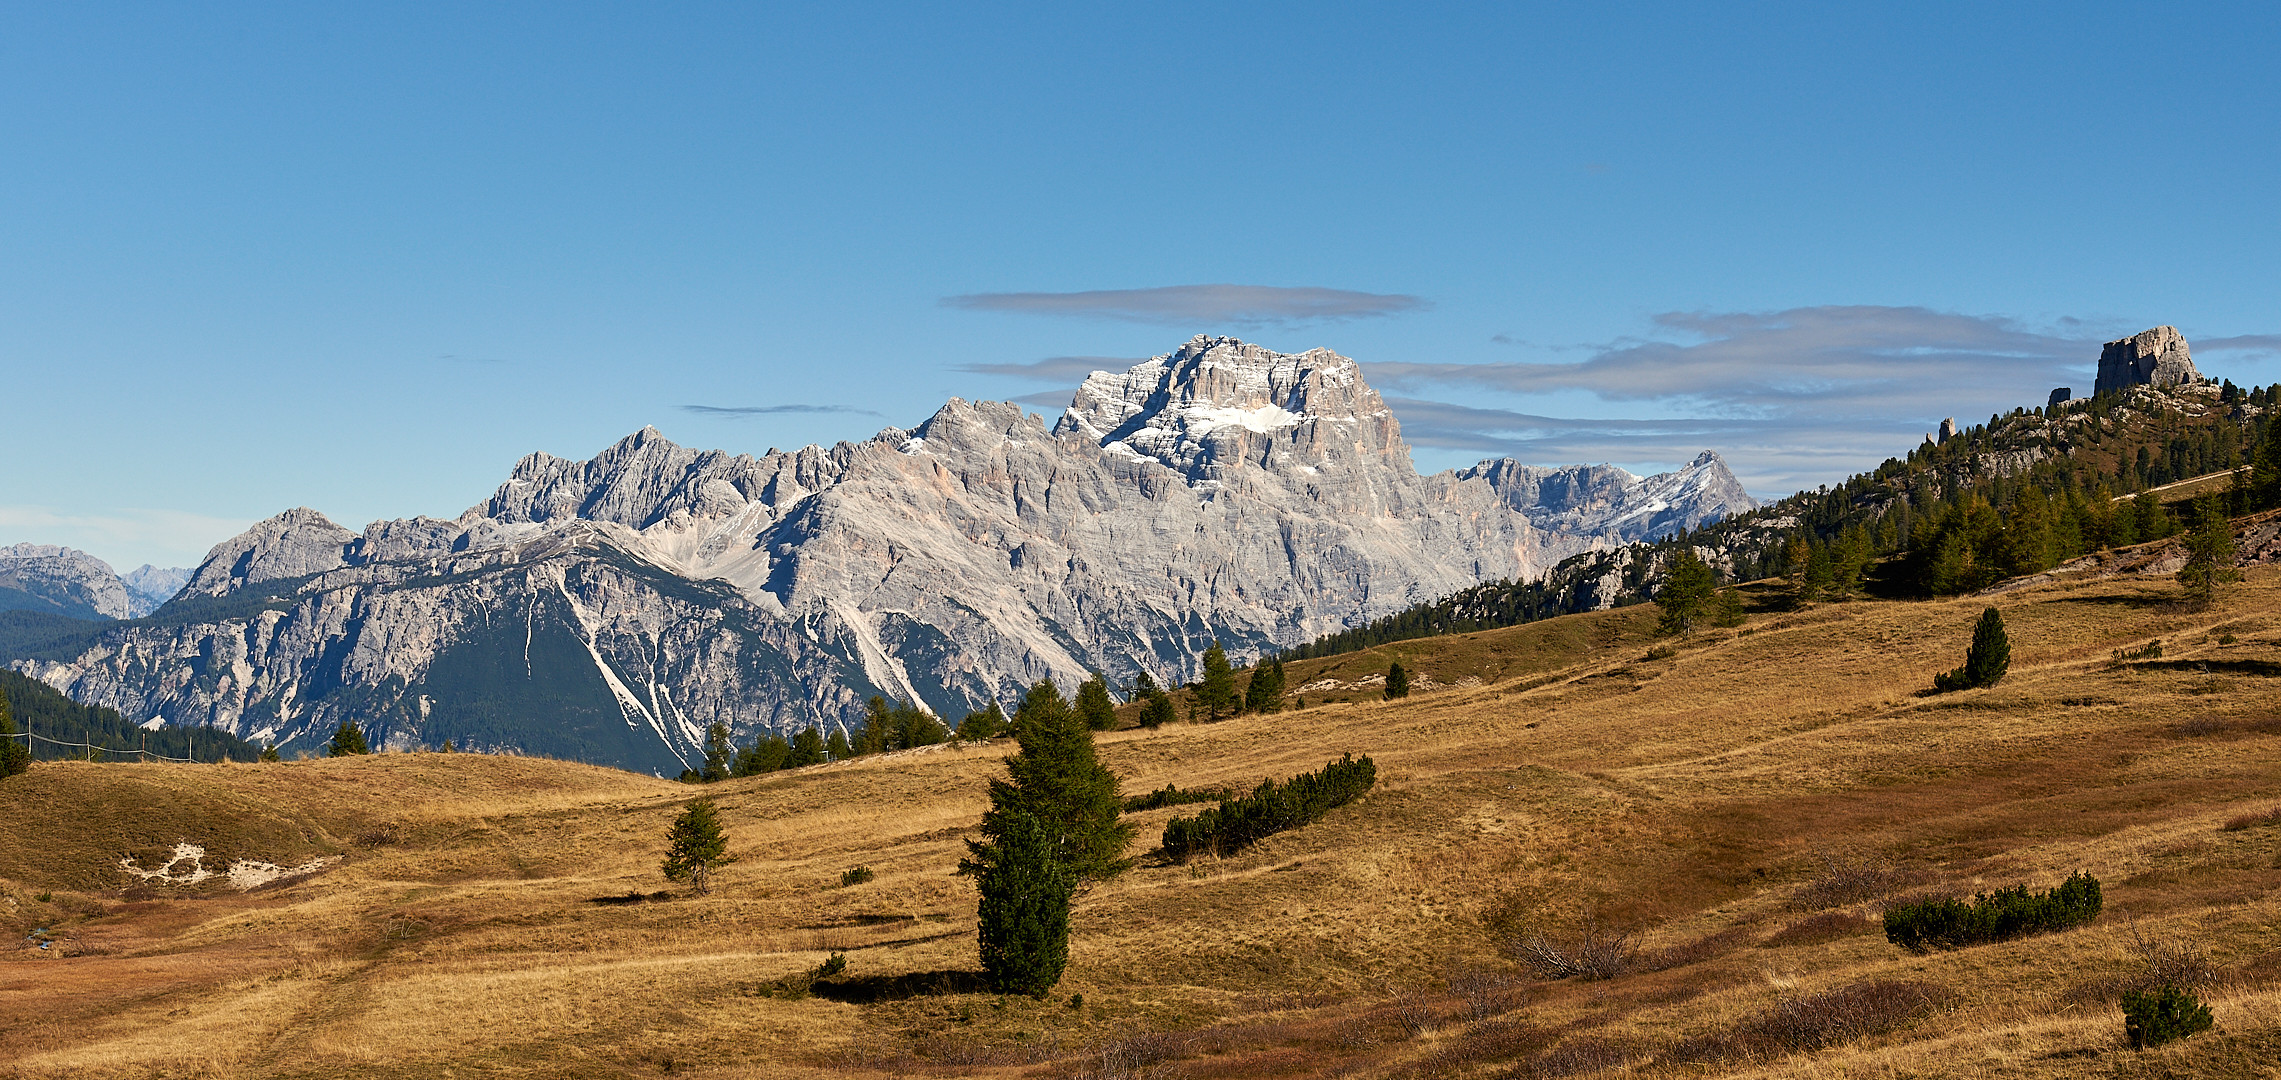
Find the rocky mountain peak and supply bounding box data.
[1052,335,1403,484]
[2096,326,2200,396]
[180,508,356,597]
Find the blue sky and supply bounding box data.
[5,2,2279,570]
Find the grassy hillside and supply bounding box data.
[3,555,2281,1077]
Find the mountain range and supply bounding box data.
[7,336,1752,773]
[0,544,188,620]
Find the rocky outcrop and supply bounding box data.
[15,337,1755,774]
[2096,326,2200,397]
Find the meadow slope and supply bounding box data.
[4,563,2281,1079]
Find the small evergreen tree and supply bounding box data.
[326,721,370,757]
[787,727,826,767]
[2122,983,2215,1049]
[1384,661,1411,699]
[661,795,737,895]
[0,686,28,779]
[258,744,281,763]
[1933,607,2010,692]
[700,721,733,783]
[2178,493,2242,609]
[1074,674,1117,732]
[1657,550,1717,634]
[735,734,791,776]
[1244,656,1287,713]
[856,697,893,755]
[957,702,1007,741]
[1133,671,1177,729]
[891,700,950,748]
[826,728,853,761]
[1196,643,1238,721]
[440,739,455,753]
[961,678,1132,883]
[974,809,1074,996]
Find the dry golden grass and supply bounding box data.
[7,565,2281,1078]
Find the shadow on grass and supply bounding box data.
[2048,593,2181,611]
[811,969,992,1002]
[2132,659,2281,677]
[587,890,676,905]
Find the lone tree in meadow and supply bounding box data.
[2178,493,2242,609]
[1657,549,1717,635]
[1075,674,1118,732]
[1196,643,1238,721]
[326,720,370,757]
[1384,661,1411,700]
[1933,606,2011,693]
[662,795,737,895]
[700,720,733,782]
[1244,656,1287,713]
[0,686,28,779]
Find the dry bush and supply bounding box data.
[1519,1035,1640,1078]
[2223,806,2281,831]
[1760,911,1874,949]
[1507,917,1636,981]
[1061,1030,1200,1080]
[1444,964,1530,1020]
[2123,922,2216,994]
[1660,980,1951,1064]
[1387,986,1450,1037]
[353,825,400,847]
[1413,1017,1554,1077]
[1792,851,1927,910]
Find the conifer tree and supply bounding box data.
[826,728,853,761]
[661,795,737,895]
[1196,643,1238,720]
[973,809,1073,996]
[1133,671,1178,728]
[857,697,893,755]
[1934,606,2010,692]
[1657,550,1717,634]
[326,721,370,757]
[891,700,950,748]
[2178,492,2242,609]
[961,678,1132,884]
[0,686,28,778]
[1384,661,1411,699]
[787,727,826,767]
[700,720,733,782]
[1074,674,1117,731]
[1244,656,1287,713]
[736,734,791,775]
[259,745,281,763]
[957,702,1007,741]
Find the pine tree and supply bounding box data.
[961,678,1132,884]
[1934,607,2011,692]
[0,685,28,779]
[1657,550,1717,635]
[973,809,1073,996]
[1133,671,1177,729]
[856,697,893,755]
[1244,656,1286,713]
[736,734,791,775]
[700,721,733,782]
[326,721,370,757]
[787,727,826,767]
[1196,643,1237,721]
[258,744,281,763]
[2178,493,2242,609]
[891,700,950,748]
[661,795,737,895]
[1384,661,1410,699]
[1074,674,1117,732]
[826,728,853,761]
[957,702,1007,741]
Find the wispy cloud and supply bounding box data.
[2200,334,2281,357]
[956,356,1141,381]
[679,404,886,418]
[1371,307,2095,420]
[1010,389,1080,408]
[943,284,1428,327]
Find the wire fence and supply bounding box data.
[1,729,212,764]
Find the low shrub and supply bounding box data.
[1521,1036,1638,1079]
[2115,640,2164,662]
[1661,979,1951,1064]
[2122,984,2214,1049]
[1121,784,1229,814]
[1508,917,1635,981]
[1794,851,1927,910]
[1160,753,1375,862]
[840,866,875,887]
[1762,911,1875,949]
[1883,871,2101,952]
[2222,805,2281,831]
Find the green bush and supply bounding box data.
[840,866,874,887]
[2122,983,2213,1049]
[975,810,1073,996]
[1121,783,1230,813]
[1932,607,2009,692]
[1883,871,2100,952]
[1161,753,1376,862]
